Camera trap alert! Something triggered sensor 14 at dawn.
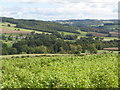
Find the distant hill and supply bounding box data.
[1,17,80,34]
[55,19,118,27]
[55,19,118,33]
[1,17,119,35]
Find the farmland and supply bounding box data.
[1,23,29,34]
[87,32,108,37]
[1,53,118,88]
[103,37,119,41]
[0,17,119,89]
[1,17,119,56]
[0,22,43,34]
[1,18,119,43]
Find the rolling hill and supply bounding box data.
[1,17,80,34]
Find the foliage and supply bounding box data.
[2,53,118,88]
[2,33,119,55]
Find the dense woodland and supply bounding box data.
[2,33,119,55]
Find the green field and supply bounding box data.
[103,37,119,41]
[104,25,118,29]
[77,30,87,36]
[1,22,47,34]
[58,31,77,35]
[2,53,118,88]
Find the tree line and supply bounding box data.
[2,33,119,55]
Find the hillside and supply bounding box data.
[1,17,80,34]
[56,19,118,32]
[56,19,118,27]
[56,19,119,37]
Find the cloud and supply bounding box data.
[1,0,119,3]
[0,0,118,20]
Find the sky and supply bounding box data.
[0,0,119,21]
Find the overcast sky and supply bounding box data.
[0,0,119,21]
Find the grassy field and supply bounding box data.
[104,25,118,29]
[103,21,114,23]
[77,30,87,36]
[1,22,47,34]
[58,31,77,35]
[1,53,118,88]
[97,50,118,54]
[2,22,86,35]
[103,37,119,41]
[0,54,73,58]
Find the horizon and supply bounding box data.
[1,16,119,21]
[0,0,119,21]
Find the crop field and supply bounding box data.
[1,53,118,88]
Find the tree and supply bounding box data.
[108,33,112,37]
[35,45,48,54]
[17,29,20,31]
[88,45,97,54]
[86,33,93,36]
[2,48,8,55]
[51,31,61,38]
[31,31,35,35]
[70,44,82,54]
[7,24,11,27]
[27,47,35,54]
[59,47,66,54]
[8,48,17,55]
[2,35,6,40]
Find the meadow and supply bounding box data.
[1,53,118,88]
